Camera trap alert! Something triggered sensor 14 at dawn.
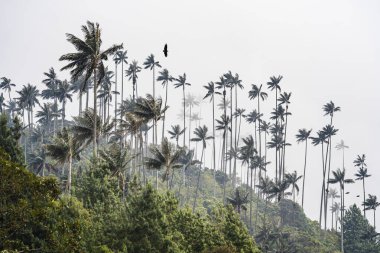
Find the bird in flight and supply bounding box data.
[163,44,168,57]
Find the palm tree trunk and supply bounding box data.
[301,139,308,209]
[93,68,98,158]
[183,86,186,147]
[121,61,124,104]
[61,99,66,130]
[363,177,366,218]
[341,184,345,253]
[86,86,89,110]
[319,142,326,227]
[212,95,216,194]
[79,91,82,115]
[193,146,204,212]
[68,154,72,194]
[374,209,376,230]
[162,83,168,142]
[233,86,238,188]
[249,166,253,232]
[229,88,233,185]
[114,62,118,129]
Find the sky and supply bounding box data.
[1,0,380,229]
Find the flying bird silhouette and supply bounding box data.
[163,44,168,57]
[356,195,360,197]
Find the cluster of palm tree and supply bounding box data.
[1,21,378,249]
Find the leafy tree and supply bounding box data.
[343,204,380,253]
[59,21,123,157]
[227,188,249,214]
[0,114,23,163]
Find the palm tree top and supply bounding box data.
[114,50,128,64]
[203,81,221,101]
[191,125,213,148]
[173,73,191,89]
[59,21,123,85]
[278,92,292,105]
[248,84,268,101]
[336,139,349,150]
[323,101,341,117]
[296,128,312,143]
[157,69,173,87]
[354,154,366,168]
[328,168,354,189]
[0,77,16,92]
[224,71,244,89]
[310,130,328,146]
[355,167,371,181]
[267,75,283,91]
[363,194,380,211]
[143,54,162,70]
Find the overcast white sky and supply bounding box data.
[1,0,380,229]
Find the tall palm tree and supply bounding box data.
[216,114,231,202]
[227,188,249,214]
[0,77,16,101]
[323,101,341,125]
[114,50,128,103]
[0,93,4,113]
[125,60,142,100]
[190,125,213,212]
[267,75,283,118]
[143,54,161,100]
[144,137,184,189]
[295,128,312,209]
[99,142,134,200]
[130,94,168,145]
[56,80,73,129]
[328,168,354,253]
[285,171,302,202]
[70,74,92,115]
[174,73,191,147]
[46,127,82,194]
[363,194,380,230]
[185,94,199,148]
[203,81,220,194]
[354,154,370,218]
[157,69,173,141]
[336,140,349,169]
[35,102,58,134]
[260,120,270,178]
[4,100,19,119]
[278,92,291,177]
[42,67,59,134]
[27,147,55,177]
[328,188,340,229]
[59,21,123,158]
[97,69,115,121]
[168,124,185,147]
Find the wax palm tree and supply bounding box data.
[216,114,231,202]
[328,168,354,252]
[56,80,73,129]
[97,68,114,121]
[185,94,199,148]
[285,171,302,202]
[191,125,213,212]
[99,142,134,200]
[363,194,380,230]
[328,188,340,229]
[0,77,16,101]
[143,54,161,99]
[42,67,60,133]
[130,94,168,145]
[144,137,184,189]
[114,50,128,103]
[227,188,249,214]
[267,75,283,112]
[278,92,291,177]
[203,81,220,192]
[35,102,58,133]
[336,140,349,169]
[260,120,270,178]
[310,130,328,227]
[46,127,82,194]
[174,73,191,147]
[125,60,142,100]
[59,21,123,158]
[323,101,341,125]
[354,154,370,217]
[268,179,290,203]
[168,124,185,147]
[239,135,256,190]
[296,128,312,209]
[157,69,173,141]
[0,93,4,113]
[71,108,114,148]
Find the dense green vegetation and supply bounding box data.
[1,21,379,252]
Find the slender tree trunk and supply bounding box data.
[363,177,366,218]
[183,86,186,147]
[233,86,238,188]
[341,185,344,253]
[115,63,118,129]
[374,209,376,230]
[121,61,124,104]
[93,68,98,158]
[319,142,326,227]
[212,94,216,197]
[86,86,89,110]
[79,91,82,115]
[250,165,253,232]
[68,154,72,194]
[301,139,308,209]
[162,83,168,142]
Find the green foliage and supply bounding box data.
[0,148,89,252]
[343,204,380,253]
[0,114,23,163]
